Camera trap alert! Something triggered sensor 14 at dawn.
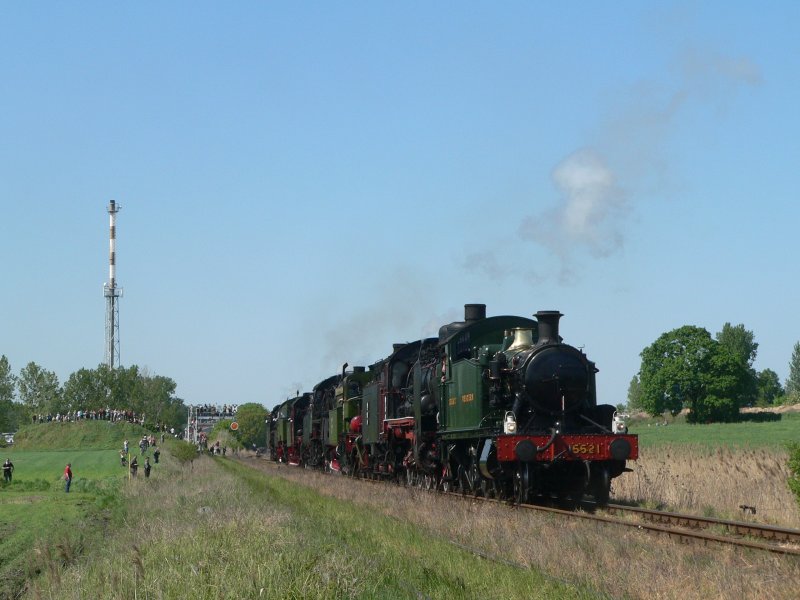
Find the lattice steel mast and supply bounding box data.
[104,200,123,368]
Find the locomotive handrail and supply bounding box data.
[536,429,558,452]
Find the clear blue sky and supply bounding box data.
[1,3,798,410]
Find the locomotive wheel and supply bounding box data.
[442,465,454,493]
[514,463,530,505]
[480,477,495,499]
[405,468,416,487]
[470,463,481,497]
[456,465,467,495]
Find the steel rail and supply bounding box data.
[440,490,800,556]
[602,503,800,545]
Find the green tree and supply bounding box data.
[17,362,61,414]
[626,375,642,411]
[62,367,108,411]
[715,323,758,367]
[787,342,800,398]
[756,368,783,406]
[234,403,268,449]
[61,364,186,430]
[638,326,747,422]
[209,418,243,450]
[159,395,188,432]
[0,356,18,430]
[133,371,178,427]
[717,323,758,407]
[715,323,759,406]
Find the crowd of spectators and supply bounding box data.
[32,409,146,425]
[195,404,238,417]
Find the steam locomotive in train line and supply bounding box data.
[268,304,637,505]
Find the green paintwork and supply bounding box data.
[362,384,380,444]
[327,405,343,446]
[439,315,537,435]
[445,359,485,429]
[276,402,290,445]
[328,370,372,446]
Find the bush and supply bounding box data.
[171,440,199,466]
[789,443,800,509]
[686,395,739,424]
[737,412,782,423]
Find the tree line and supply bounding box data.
[628,323,800,422]
[0,355,187,432]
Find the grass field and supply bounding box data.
[629,412,800,448]
[0,421,153,599]
[26,452,591,600]
[614,412,800,526]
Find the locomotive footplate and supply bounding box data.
[496,433,638,462]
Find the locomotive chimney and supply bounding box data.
[535,311,563,345]
[464,303,486,323]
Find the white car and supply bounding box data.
[3,433,13,444]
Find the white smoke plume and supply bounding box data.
[509,48,761,283]
[519,149,627,262]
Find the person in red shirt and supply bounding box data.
[64,463,73,493]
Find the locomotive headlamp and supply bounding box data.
[504,411,517,434]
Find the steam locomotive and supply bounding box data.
[269,305,637,505]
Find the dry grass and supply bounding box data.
[23,446,799,600]
[250,458,800,600]
[24,454,581,600]
[612,445,800,528]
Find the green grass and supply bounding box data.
[11,419,148,450]
[629,412,800,448]
[2,448,126,488]
[22,450,595,600]
[0,421,151,599]
[221,459,589,599]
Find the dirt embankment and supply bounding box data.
[740,403,800,414]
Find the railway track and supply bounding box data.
[602,503,800,546]
[445,491,800,557]
[254,457,800,557]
